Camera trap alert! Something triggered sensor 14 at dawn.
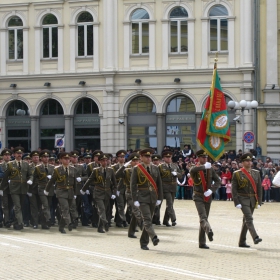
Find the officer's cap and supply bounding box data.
[39,150,50,157]
[240,153,253,162]
[1,149,12,156]
[14,146,24,153]
[140,148,154,157]
[129,153,140,161]
[116,150,126,157]
[152,154,162,160]
[162,150,173,157]
[196,150,208,157]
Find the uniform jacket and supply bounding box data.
[86,162,99,177]
[0,160,33,195]
[231,169,262,207]
[130,163,163,203]
[46,165,77,199]
[112,163,126,193]
[0,161,10,194]
[82,166,117,199]
[116,165,133,192]
[72,164,88,195]
[190,164,220,203]
[158,162,183,193]
[33,163,55,196]
[29,162,39,194]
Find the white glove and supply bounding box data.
[156,200,161,206]
[0,190,3,196]
[27,192,32,197]
[47,175,51,180]
[80,189,86,195]
[204,189,212,197]
[74,195,77,199]
[236,204,242,209]
[204,162,211,169]
[257,205,261,209]
[76,177,81,182]
[111,195,116,199]
[86,190,90,195]
[117,191,120,196]
[44,190,49,196]
[27,180,33,185]
[124,160,131,167]
[134,201,140,207]
[171,171,177,176]
[8,180,10,184]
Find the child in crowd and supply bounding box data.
[186,173,194,199]
[262,174,271,202]
[225,179,232,201]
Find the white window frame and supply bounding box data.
[209,16,228,53]
[77,21,94,58]
[131,19,149,56]
[169,18,188,54]
[42,24,58,59]
[7,26,24,61]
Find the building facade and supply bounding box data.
[0,0,256,154]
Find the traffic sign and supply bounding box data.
[54,134,65,148]
[243,131,255,144]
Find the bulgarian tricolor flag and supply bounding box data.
[197,61,231,161]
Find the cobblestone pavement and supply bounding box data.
[0,200,279,280]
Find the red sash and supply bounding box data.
[137,164,158,196]
[197,164,210,202]
[240,167,258,208]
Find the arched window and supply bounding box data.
[75,97,99,114]
[8,16,23,60]
[41,99,63,115]
[209,5,228,52]
[77,12,94,57]
[128,96,157,149]
[169,7,188,53]
[131,8,150,54]
[7,100,29,116]
[42,14,58,58]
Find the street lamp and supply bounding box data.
[228,99,258,153]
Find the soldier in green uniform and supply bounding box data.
[33,150,55,229]
[81,154,117,233]
[159,150,182,226]
[0,149,13,228]
[190,150,220,249]
[45,152,77,234]
[130,149,163,250]
[0,147,33,230]
[231,153,262,247]
[116,152,143,238]
[69,151,88,228]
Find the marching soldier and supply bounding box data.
[81,154,117,233]
[69,151,88,228]
[116,152,143,238]
[33,150,55,229]
[159,151,182,226]
[45,152,77,234]
[0,149,14,228]
[130,149,163,250]
[0,147,33,230]
[231,153,262,247]
[112,150,128,227]
[28,150,41,229]
[190,150,220,249]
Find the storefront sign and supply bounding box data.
[74,116,100,126]
[166,115,195,124]
[6,117,31,127]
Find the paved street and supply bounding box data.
[0,200,279,280]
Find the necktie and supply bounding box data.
[45,166,48,174]
[147,167,150,174]
[18,162,21,170]
[104,169,106,179]
[168,164,171,169]
[65,167,68,176]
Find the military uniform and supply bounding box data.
[82,154,117,233]
[190,150,220,248]
[159,151,182,226]
[231,153,262,247]
[0,147,33,229]
[45,152,77,233]
[130,149,163,250]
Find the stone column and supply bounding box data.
[149,21,156,70]
[0,28,7,75]
[23,28,29,74]
[123,22,130,70]
[188,19,195,69]
[34,27,41,74]
[31,116,39,151]
[161,20,169,69]
[156,113,165,154]
[93,23,100,71]
[64,115,73,152]
[228,17,235,68]
[69,24,76,72]
[201,18,208,68]
[0,117,6,150]
[57,26,64,73]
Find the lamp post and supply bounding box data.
[227,100,258,153]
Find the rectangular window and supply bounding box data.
[17,29,23,59]
[8,129,29,137]
[52,27,58,58]
[170,21,178,53]
[78,25,85,56]
[40,129,64,137]
[75,128,100,136]
[132,23,139,54]
[9,30,15,60]
[181,21,188,52]
[220,19,228,51]
[43,28,49,58]
[142,23,149,53]
[210,19,217,51]
[87,25,93,56]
